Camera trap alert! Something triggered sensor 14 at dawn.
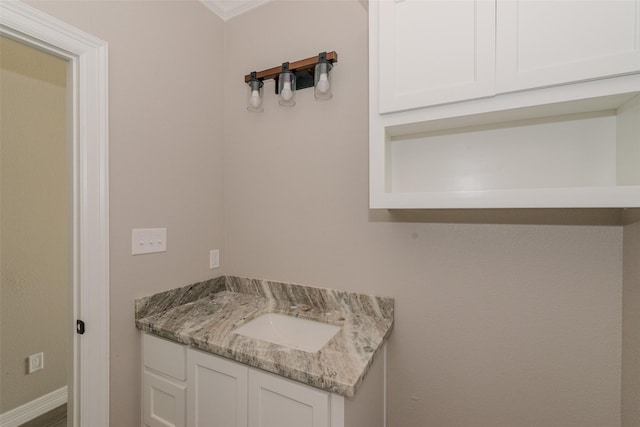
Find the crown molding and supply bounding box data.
[199,0,268,20]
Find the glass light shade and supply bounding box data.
[247,79,263,112]
[278,71,296,107]
[314,62,332,101]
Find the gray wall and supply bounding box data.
[21,1,637,425]
[623,209,640,427]
[225,2,624,426]
[24,1,226,425]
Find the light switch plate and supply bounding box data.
[132,228,167,255]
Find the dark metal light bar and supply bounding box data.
[244,51,338,83]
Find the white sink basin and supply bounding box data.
[232,313,341,352]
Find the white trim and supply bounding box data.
[199,0,267,20]
[0,386,68,427]
[0,1,110,426]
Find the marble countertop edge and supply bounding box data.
[135,276,393,398]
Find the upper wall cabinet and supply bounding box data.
[496,0,640,94]
[378,0,495,113]
[370,0,640,209]
[378,0,640,115]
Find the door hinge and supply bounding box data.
[76,319,85,335]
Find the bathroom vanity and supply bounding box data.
[135,276,394,427]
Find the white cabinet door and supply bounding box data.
[143,370,187,427]
[187,349,248,427]
[377,0,496,113]
[497,0,640,93]
[248,369,330,427]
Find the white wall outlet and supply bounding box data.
[132,228,167,255]
[27,352,44,374]
[210,249,220,269]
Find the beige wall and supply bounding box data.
[15,1,632,425]
[23,1,226,425]
[622,208,640,426]
[225,2,623,425]
[0,36,69,413]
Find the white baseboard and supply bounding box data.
[0,386,67,427]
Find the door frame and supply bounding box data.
[0,1,110,425]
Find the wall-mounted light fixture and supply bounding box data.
[246,71,264,112]
[314,52,333,101]
[245,51,338,112]
[278,62,296,107]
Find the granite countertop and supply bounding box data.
[135,275,394,398]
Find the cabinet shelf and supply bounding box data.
[372,91,640,209]
[369,0,640,209]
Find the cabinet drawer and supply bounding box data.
[143,333,186,381]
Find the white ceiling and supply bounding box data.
[199,0,269,20]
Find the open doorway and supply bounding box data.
[0,34,70,425]
[0,2,109,425]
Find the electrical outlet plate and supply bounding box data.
[210,249,220,269]
[132,228,167,255]
[28,352,44,374]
